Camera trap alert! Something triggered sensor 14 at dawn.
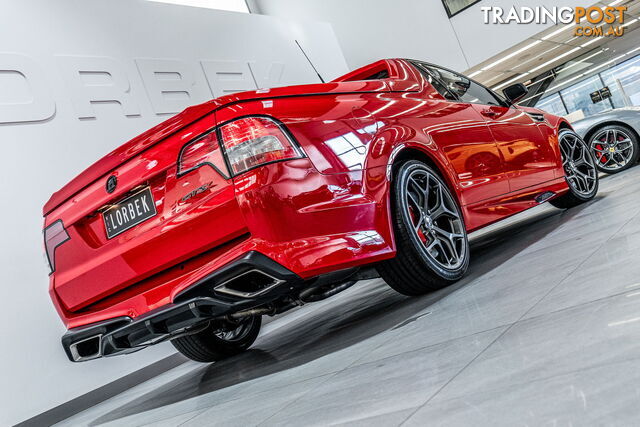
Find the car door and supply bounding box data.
[473,102,557,191]
[424,65,557,192]
[412,62,509,206]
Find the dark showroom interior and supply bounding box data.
[4,0,640,425]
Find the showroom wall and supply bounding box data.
[0,0,348,424]
[248,0,595,71]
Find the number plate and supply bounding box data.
[103,188,157,239]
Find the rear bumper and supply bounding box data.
[61,251,303,362]
[53,164,396,331]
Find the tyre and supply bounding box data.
[377,160,470,296]
[550,130,599,209]
[588,124,639,174]
[171,315,261,363]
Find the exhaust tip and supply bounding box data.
[69,334,103,362]
[215,269,283,298]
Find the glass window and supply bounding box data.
[417,63,504,106]
[560,75,612,117]
[441,0,481,17]
[600,55,640,108]
[537,94,568,116]
[412,63,457,101]
[459,80,505,106]
[533,54,640,118]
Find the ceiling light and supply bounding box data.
[546,53,628,92]
[560,50,604,73]
[622,18,638,28]
[521,51,604,101]
[608,0,625,5]
[516,45,562,69]
[520,94,538,104]
[481,40,542,71]
[545,74,584,92]
[524,73,555,88]
[493,73,531,91]
[627,46,640,55]
[580,38,601,48]
[529,47,582,73]
[541,25,574,41]
[467,70,483,78]
[482,73,505,85]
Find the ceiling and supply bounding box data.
[464,0,640,92]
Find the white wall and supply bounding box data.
[248,0,470,71]
[249,0,594,71]
[0,0,347,424]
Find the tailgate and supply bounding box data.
[48,113,247,312]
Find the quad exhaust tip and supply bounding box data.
[214,269,284,298]
[69,334,103,362]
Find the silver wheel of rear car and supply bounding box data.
[591,128,635,172]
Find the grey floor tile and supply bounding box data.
[404,357,640,427]
[181,375,330,427]
[120,409,205,427]
[54,361,202,427]
[526,219,640,318]
[357,268,567,365]
[329,408,419,427]
[261,328,506,426]
[430,290,640,400]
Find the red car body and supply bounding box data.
[44,59,571,361]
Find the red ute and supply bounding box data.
[43,59,599,363]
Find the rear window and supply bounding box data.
[362,70,389,80]
[412,61,506,107]
[339,62,391,82]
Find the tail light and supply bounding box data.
[219,116,303,175]
[44,220,70,274]
[177,130,228,177]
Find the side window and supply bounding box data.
[415,62,505,107]
[413,62,457,101]
[461,80,505,107]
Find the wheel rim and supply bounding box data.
[559,132,598,197]
[214,317,255,342]
[590,128,635,171]
[403,168,466,270]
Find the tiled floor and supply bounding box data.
[56,167,640,426]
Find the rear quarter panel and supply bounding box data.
[214,94,401,276]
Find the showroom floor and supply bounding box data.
[56,167,640,427]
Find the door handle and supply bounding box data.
[481,109,500,118]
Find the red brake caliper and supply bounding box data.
[595,142,607,164]
[409,206,428,244]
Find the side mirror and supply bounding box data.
[502,83,528,105]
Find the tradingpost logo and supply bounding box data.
[481,6,628,37]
